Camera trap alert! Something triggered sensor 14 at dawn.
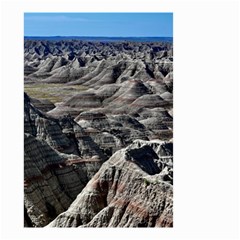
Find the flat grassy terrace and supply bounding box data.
[24,83,87,103]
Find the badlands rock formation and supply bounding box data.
[24,93,107,227]
[24,39,173,227]
[48,140,173,227]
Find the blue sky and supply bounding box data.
[24,13,173,37]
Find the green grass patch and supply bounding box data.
[24,83,87,103]
[143,178,159,186]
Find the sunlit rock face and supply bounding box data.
[47,139,173,228]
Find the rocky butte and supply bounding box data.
[24,38,173,227]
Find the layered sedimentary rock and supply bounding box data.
[25,40,173,142]
[24,40,173,84]
[47,139,173,227]
[24,93,107,227]
[24,39,173,228]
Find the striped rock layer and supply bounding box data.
[24,94,107,227]
[24,39,173,228]
[47,139,173,227]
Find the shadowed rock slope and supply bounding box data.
[24,93,107,227]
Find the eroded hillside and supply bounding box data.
[24,39,173,227]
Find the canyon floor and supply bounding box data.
[24,39,173,227]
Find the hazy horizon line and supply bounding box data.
[24,35,173,38]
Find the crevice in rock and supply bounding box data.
[24,206,33,227]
